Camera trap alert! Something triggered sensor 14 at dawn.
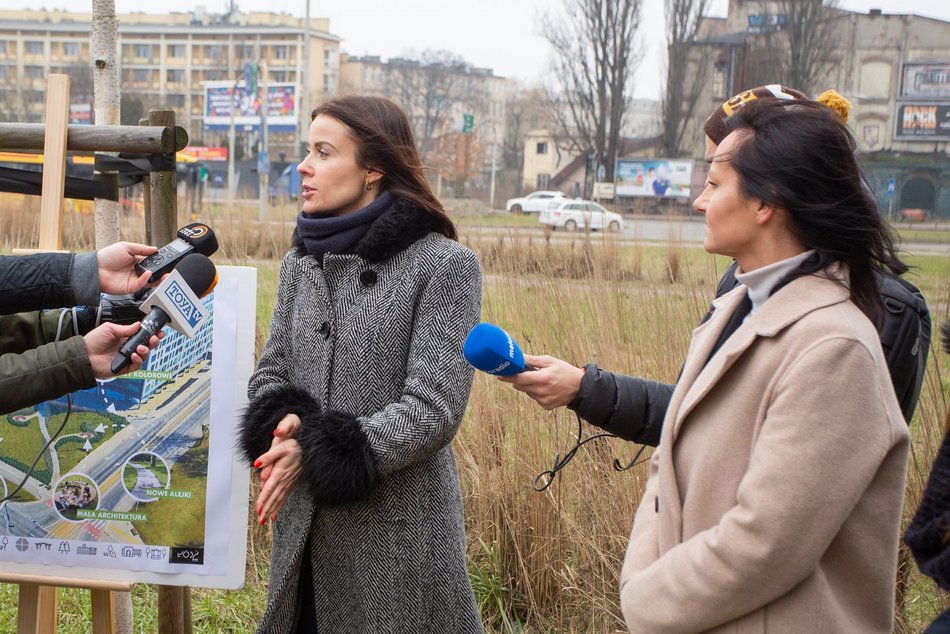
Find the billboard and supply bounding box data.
[0,267,255,589]
[894,103,950,140]
[203,82,298,132]
[900,62,950,99]
[615,159,693,198]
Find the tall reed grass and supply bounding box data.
[0,196,948,632]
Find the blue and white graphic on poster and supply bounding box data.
[0,267,255,589]
[615,159,693,198]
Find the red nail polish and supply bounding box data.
[272,428,281,436]
[254,459,262,468]
[259,516,265,525]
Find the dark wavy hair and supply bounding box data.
[312,96,457,240]
[723,99,906,320]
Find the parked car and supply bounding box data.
[506,190,567,214]
[539,200,624,232]
[899,208,928,222]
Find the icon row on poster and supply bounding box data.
[0,536,167,561]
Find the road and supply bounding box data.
[464,216,950,257]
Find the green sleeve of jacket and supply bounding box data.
[0,336,96,415]
[0,309,81,356]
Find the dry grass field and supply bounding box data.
[0,199,947,632]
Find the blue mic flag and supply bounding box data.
[463,323,528,376]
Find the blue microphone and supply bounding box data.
[463,323,536,376]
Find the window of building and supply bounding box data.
[324,49,336,68]
[0,42,7,54]
[271,70,288,82]
[167,69,185,83]
[206,45,225,60]
[133,69,150,83]
[273,45,290,60]
[0,66,7,79]
[536,142,548,155]
[26,41,43,55]
[237,45,254,59]
[712,61,728,99]
[537,173,550,189]
[61,42,79,57]
[167,44,185,58]
[26,90,44,104]
[135,44,151,59]
[166,94,186,108]
[25,66,44,79]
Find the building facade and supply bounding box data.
[688,0,950,218]
[0,8,342,160]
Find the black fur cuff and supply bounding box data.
[239,385,321,464]
[297,409,379,506]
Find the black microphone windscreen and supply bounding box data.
[175,253,218,298]
[177,222,219,257]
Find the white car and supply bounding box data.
[539,200,624,232]
[505,190,567,214]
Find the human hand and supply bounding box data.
[254,437,303,525]
[96,242,158,295]
[497,354,585,410]
[259,414,301,483]
[83,322,163,378]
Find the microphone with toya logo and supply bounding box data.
[135,222,219,283]
[111,253,218,374]
[463,323,537,375]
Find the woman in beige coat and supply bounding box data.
[620,100,909,633]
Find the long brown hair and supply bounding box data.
[311,96,457,240]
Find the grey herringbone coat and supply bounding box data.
[241,198,483,633]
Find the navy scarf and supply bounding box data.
[296,191,392,264]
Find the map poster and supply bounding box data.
[0,266,255,589]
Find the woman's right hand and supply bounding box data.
[497,354,585,410]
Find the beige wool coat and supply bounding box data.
[620,270,909,633]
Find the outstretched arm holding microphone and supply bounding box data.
[0,227,218,415]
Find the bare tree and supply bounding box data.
[661,0,709,157]
[388,51,482,157]
[542,0,641,185]
[777,0,840,95]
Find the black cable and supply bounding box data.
[0,394,72,505]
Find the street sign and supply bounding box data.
[887,177,895,197]
[462,114,474,133]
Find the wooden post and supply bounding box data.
[38,74,70,250]
[147,108,192,634]
[148,109,178,244]
[5,573,132,634]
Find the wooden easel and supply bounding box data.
[0,74,191,633]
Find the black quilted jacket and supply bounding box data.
[0,252,95,414]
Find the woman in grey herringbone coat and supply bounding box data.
[239,96,483,633]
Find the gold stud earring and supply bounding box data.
[365,182,375,191]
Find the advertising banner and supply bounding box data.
[615,159,693,198]
[203,82,298,132]
[0,266,255,589]
[895,103,950,140]
[900,62,950,99]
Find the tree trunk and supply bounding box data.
[92,1,132,625]
[92,0,122,250]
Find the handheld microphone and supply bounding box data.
[97,288,156,326]
[135,222,219,283]
[463,323,536,376]
[111,253,218,374]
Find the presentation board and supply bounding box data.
[0,266,256,589]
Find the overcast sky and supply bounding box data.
[28,0,950,99]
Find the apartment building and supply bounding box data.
[0,8,341,160]
[340,53,516,197]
